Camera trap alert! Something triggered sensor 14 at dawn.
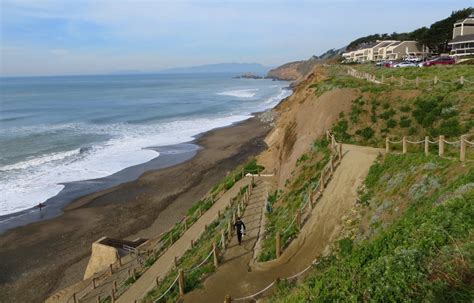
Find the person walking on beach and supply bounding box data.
[234,217,246,245]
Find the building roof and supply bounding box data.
[354,41,379,51]
[449,33,474,44]
[376,41,395,48]
[386,41,403,48]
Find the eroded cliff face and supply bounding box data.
[266,58,321,81]
[258,65,357,189]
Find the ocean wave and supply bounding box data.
[0,82,292,216]
[0,149,82,172]
[216,88,258,98]
[0,114,251,216]
[265,88,292,104]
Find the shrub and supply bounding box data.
[399,116,412,128]
[360,127,375,140]
[386,119,397,128]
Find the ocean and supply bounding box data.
[0,73,290,219]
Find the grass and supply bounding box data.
[141,182,253,302]
[258,138,331,261]
[309,65,474,159]
[104,159,262,301]
[267,153,474,302]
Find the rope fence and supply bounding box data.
[267,131,344,260]
[385,134,473,161]
[225,259,321,302]
[144,179,256,302]
[68,169,257,303]
[346,67,474,88]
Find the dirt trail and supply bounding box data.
[115,177,252,303]
[183,144,381,302]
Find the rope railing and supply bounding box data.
[227,259,320,302]
[385,135,473,161]
[72,171,255,303]
[153,274,180,303]
[267,131,344,259]
[138,180,255,302]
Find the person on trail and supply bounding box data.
[234,217,246,245]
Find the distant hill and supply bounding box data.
[157,63,271,75]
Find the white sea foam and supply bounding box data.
[217,88,258,98]
[0,115,251,216]
[0,83,292,216]
[0,149,82,172]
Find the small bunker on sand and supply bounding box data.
[83,236,147,280]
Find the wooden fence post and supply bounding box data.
[92,277,97,289]
[296,211,301,230]
[416,77,419,88]
[391,75,395,84]
[275,232,281,258]
[178,269,185,296]
[213,241,219,267]
[338,143,342,161]
[237,204,241,217]
[460,76,464,85]
[221,230,226,250]
[227,221,232,240]
[434,76,438,85]
[381,75,384,84]
[156,276,160,287]
[425,136,429,155]
[109,264,113,276]
[385,137,390,153]
[400,76,404,85]
[319,173,325,191]
[224,295,232,303]
[113,280,117,293]
[439,135,445,157]
[111,290,115,303]
[96,296,101,303]
[330,156,334,173]
[460,135,466,162]
[73,293,78,303]
[402,136,407,154]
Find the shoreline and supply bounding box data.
[0,143,199,234]
[0,114,274,303]
[0,108,271,234]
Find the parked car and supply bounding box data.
[418,57,455,67]
[404,56,422,62]
[383,60,398,68]
[393,61,417,68]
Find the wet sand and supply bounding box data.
[0,116,271,303]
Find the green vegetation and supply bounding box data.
[309,65,474,157]
[258,138,331,261]
[143,183,252,302]
[103,159,262,301]
[268,154,474,302]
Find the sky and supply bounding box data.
[0,0,471,76]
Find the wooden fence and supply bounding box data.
[347,67,474,87]
[385,135,474,161]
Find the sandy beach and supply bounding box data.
[0,116,271,303]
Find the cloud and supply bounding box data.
[1,0,472,76]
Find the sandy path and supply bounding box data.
[183,144,380,302]
[116,177,252,303]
